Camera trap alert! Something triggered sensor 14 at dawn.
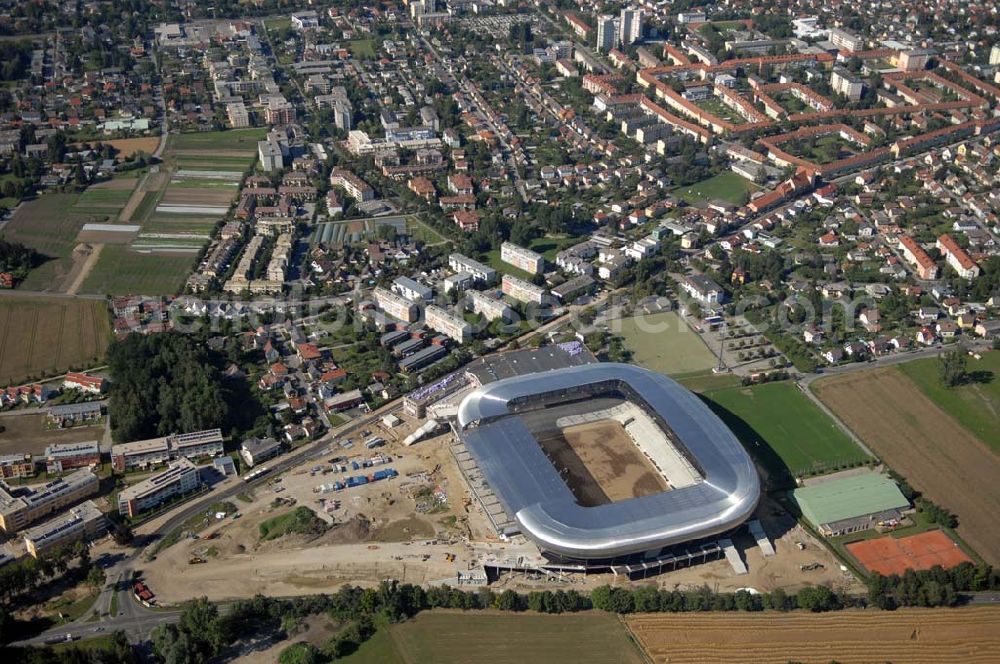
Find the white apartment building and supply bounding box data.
[500,241,544,275]
[111,429,224,472]
[22,500,106,558]
[829,27,864,52]
[467,290,513,322]
[393,276,433,301]
[448,253,496,283]
[502,274,549,305]
[619,8,644,45]
[117,458,202,518]
[373,287,419,323]
[596,15,617,52]
[424,305,472,343]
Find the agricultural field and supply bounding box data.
[627,606,1000,664]
[0,194,93,290]
[702,382,867,483]
[814,368,1000,565]
[379,611,645,664]
[0,297,110,385]
[71,182,136,216]
[616,311,718,376]
[169,128,268,153]
[673,171,758,206]
[73,136,159,160]
[78,245,195,296]
[897,352,1000,452]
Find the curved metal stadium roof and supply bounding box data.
[456,363,760,560]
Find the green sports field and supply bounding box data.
[702,382,869,483]
[897,351,1000,453]
[342,611,645,664]
[617,311,719,376]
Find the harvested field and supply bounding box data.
[847,530,973,576]
[0,412,104,457]
[388,611,645,664]
[627,606,1000,663]
[0,296,110,385]
[814,368,1000,564]
[536,420,667,506]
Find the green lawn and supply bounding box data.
[674,172,758,206]
[79,245,195,296]
[897,351,1000,453]
[347,39,376,59]
[617,311,719,376]
[383,611,645,664]
[170,128,268,153]
[702,382,869,484]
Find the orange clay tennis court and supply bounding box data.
[847,530,973,576]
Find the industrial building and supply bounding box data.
[117,458,202,518]
[0,469,99,532]
[22,500,106,558]
[791,473,910,537]
[453,363,760,566]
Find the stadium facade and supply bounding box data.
[455,363,760,564]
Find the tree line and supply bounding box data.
[148,563,1000,662]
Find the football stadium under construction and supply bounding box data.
[449,362,762,576]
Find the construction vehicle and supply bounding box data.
[189,556,206,565]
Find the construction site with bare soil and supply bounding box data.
[136,397,860,606]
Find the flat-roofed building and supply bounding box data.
[467,290,512,322]
[448,254,495,283]
[44,441,101,474]
[392,276,433,301]
[831,67,864,101]
[0,454,34,479]
[829,27,864,52]
[373,287,419,323]
[22,500,105,558]
[117,458,201,518]
[502,274,549,305]
[0,469,99,532]
[500,242,544,275]
[425,305,472,343]
[111,429,224,472]
[240,437,282,468]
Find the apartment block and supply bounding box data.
[500,241,544,275]
[898,235,939,280]
[448,253,496,283]
[829,27,864,52]
[373,287,419,323]
[936,234,980,280]
[111,429,224,472]
[22,500,106,558]
[44,441,101,474]
[502,274,549,305]
[467,290,512,322]
[0,454,34,479]
[424,305,472,343]
[117,458,202,518]
[0,469,99,532]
